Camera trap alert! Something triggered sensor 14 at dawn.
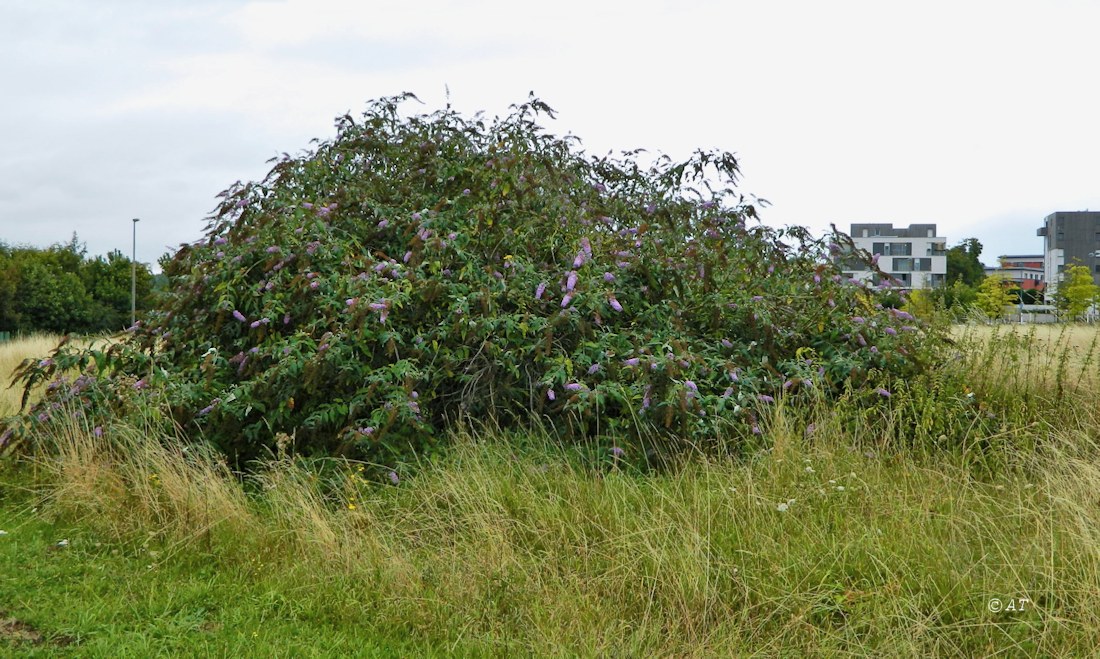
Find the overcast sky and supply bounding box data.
[3,0,1098,269]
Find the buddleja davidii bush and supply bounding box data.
[5,95,947,463]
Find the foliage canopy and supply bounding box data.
[5,95,948,464]
[0,236,154,334]
[1055,264,1099,319]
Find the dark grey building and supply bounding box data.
[1037,211,1100,294]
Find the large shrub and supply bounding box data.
[5,95,946,463]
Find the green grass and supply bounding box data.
[0,470,446,657]
[1,326,1099,655]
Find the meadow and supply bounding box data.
[1,324,1099,656]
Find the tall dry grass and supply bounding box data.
[6,325,1100,653]
[0,334,64,417]
[22,413,1100,654]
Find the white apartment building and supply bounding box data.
[842,223,948,289]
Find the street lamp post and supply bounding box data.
[131,218,140,327]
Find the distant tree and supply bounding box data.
[13,258,95,333]
[904,288,938,320]
[1012,287,1043,305]
[945,238,985,287]
[974,274,1013,319]
[0,236,155,334]
[80,249,155,331]
[1055,264,1100,319]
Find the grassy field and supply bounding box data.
[0,335,64,418]
[2,327,1100,655]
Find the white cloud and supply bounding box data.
[2,0,1099,266]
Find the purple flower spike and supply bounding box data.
[758,394,775,404]
[250,320,262,329]
[876,388,891,398]
[609,297,623,312]
[462,188,471,196]
[547,389,556,401]
[411,212,421,221]
[233,310,247,323]
[283,313,291,325]
[623,357,640,367]
[885,327,897,336]
[603,272,615,282]
[564,383,582,392]
[852,316,865,324]
[346,298,357,306]
[93,426,104,438]
[610,446,625,458]
[388,471,400,485]
[721,339,733,348]
[573,252,585,268]
[377,219,389,229]
[214,237,228,246]
[587,363,601,375]
[266,245,281,254]
[566,271,578,292]
[561,294,573,308]
[535,282,547,300]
